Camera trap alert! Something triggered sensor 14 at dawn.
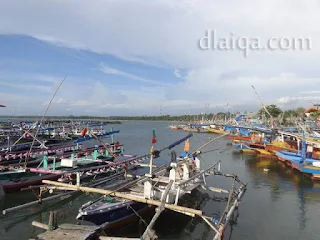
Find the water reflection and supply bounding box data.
[2,122,320,240]
[242,152,320,235]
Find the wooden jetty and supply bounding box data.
[32,211,139,240]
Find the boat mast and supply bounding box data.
[251,85,274,128]
[24,77,67,167]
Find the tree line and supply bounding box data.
[258,105,320,124]
[1,105,319,122]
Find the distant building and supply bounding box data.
[304,107,320,117]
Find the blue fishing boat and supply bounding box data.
[77,197,148,228]
[275,137,320,180]
[232,140,255,153]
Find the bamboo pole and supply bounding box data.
[42,180,203,216]
[3,172,124,215]
[90,132,121,163]
[24,77,66,167]
[32,221,50,230]
[2,191,72,215]
[251,85,274,128]
[190,133,229,156]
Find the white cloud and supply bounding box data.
[33,75,61,83]
[277,96,320,105]
[173,69,182,78]
[99,64,172,86]
[1,0,320,114]
[299,90,320,95]
[0,80,51,92]
[42,97,67,106]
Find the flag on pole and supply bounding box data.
[184,139,190,152]
[151,129,157,144]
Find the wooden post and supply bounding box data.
[48,211,57,230]
[76,172,80,186]
[149,146,154,176]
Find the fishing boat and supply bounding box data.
[225,126,252,141]
[226,134,251,141]
[208,124,229,134]
[0,149,136,193]
[43,132,246,240]
[0,129,120,164]
[232,128,300,157]
[76,134,195,228]
[275,151,320,180]
[0,130,123,192]
[169,124,186,130]
[232,140,261,154]
[183,124,211,133]
[275,132,320,180]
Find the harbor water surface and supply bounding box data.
[1,121,320,240]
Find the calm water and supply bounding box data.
[1,120,320,240]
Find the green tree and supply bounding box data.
[283,109,297,119]
[258,104,282,118]
[295,107,306,118]
[310,111,320,120]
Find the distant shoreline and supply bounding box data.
[0,116,185,122]
[0,115,188,122]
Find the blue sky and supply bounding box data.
[1,1,320,116]
[0,35,185,116]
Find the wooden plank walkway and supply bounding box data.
[33,221,141,240]
[36,224,100,240]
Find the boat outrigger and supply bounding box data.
[39,133,246,240]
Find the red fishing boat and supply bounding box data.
[226,135,251,141]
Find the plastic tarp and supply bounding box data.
[235,114,246,121]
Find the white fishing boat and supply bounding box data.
[43,133,247,240]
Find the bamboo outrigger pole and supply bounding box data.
[24,77,67,167]
[189,132,229,156]
[251,85,274,128]
[42,180,203,217]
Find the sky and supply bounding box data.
[0,0,320,116]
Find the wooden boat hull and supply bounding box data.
[265,142,297,154]
[253,148,275,157]
[226,135,251,141]
[170,127,183,130]
[275,151,320,180]
[233,140,296,158]
[183,128,210,133]
[77,201,148,227]
[232,141,255,153]
[0,172,61,192]
[208,129,227,134]
[311,174,320,181]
